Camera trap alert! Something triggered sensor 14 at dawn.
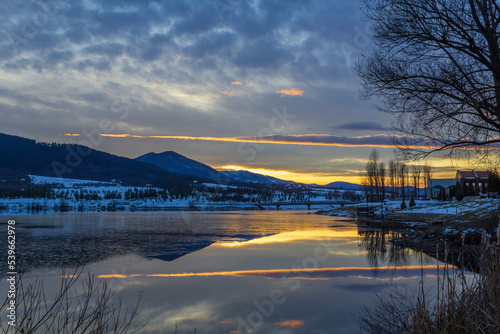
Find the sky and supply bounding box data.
[0,0,476,184]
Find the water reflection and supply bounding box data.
[357,228,406,268]
[98,265,440,280]
[2,211,446,333]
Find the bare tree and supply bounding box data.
[378,162,386,201]
[363,149,387,202]
[423,163,433,199]
[388,159,397,199]
[364,149,380,202]
[361,172,370,203]
[357,0,500,160]
[398,162,407,199]
[412,165,421,198]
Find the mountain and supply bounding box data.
[135,151,220,181]
[219,170,293,185]
[325,181,363,190]
[136,151,296,186]
[0,133,194,190]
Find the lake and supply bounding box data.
[1,211,443,333]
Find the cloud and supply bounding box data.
[63,133,441,149]
[276,320,304,328]
[334,121,393,131]
[276,88,304,97]
[233,38,294,68]
[231,81,242,85]
[1,0,423,181]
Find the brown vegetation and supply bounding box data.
[359,233,500,333]
[0,267,144,333]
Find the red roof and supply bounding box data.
[475,171,490,179]
[457,170,490,180]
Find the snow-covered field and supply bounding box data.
[385,198,499,216]
[28,175,117,187]
[0,175,355,215]
[320,197,500,222]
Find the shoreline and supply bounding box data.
[317,198,500,269]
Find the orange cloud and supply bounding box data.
[222,91,234,96]
[276,88,304,97]
[231,81,242,85]
[276,320,304,328]
[64,133,433,149]
[246,83,253,87]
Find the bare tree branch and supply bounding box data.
[357,0,500,160]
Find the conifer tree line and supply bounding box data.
[361,149,432,202]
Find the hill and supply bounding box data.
[219,170,293,185]
[0,133,194,191]
[136,151,220,181]
[136,151,296,186]
[325,181,363,190]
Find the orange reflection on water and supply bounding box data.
[98,265,441,280]
[218,230,359,247]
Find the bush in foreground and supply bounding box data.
[359,235,500,333]
[0,267,144,334]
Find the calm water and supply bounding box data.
[1,211,442,333]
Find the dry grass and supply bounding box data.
[0,266,145,334]
[359,237,500,333]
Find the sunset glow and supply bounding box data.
[216,230,361,247]
[97,265,441,280]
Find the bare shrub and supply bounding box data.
[359,243,500,333]
[0,267,145,333]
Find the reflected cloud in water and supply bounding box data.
[5,211,449,334]
[98,265,442,281]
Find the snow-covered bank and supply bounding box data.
[317,198,500,223]
[0,174,363,215]
[316,198,500,269]
[0,197,342,215]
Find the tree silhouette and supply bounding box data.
[357,0,500,159]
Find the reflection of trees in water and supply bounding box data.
[357,228,410,269]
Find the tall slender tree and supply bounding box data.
[423,163,433,199]
[389,159,397,199]
[398,162,407,199]
[378,162,386,201]
[412,165,421,198]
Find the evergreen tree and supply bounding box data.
[455,181,464,201]
[488,170,500,193]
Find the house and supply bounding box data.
[456,170,490,196]
[427,179,456,199]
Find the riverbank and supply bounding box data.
[317,198,500,268]
[0,197,338,215]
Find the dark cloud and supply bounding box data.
[233,38,294,68]
[84,43,125,57]
[0,0,397,182]
[172,4,219,36]
[76,59,111,71]
[334,121,393,131]
[182,31,237,59]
